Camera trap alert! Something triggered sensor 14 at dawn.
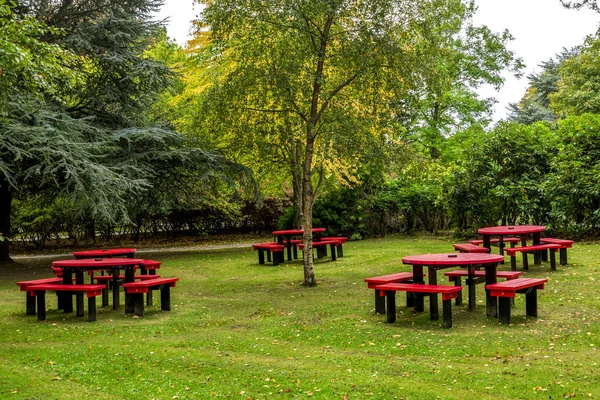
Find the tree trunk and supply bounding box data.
[291,139,304,228]
[302,136,316,287]
[0,178,13,262]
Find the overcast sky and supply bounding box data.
[155,0,600,121]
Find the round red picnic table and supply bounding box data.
[478,225,546,262]
[72,247,137,259]
[272,228,326,261]
[402,253,505,318]
[52,258,146,312]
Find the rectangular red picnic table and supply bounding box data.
[51,257,146,314]
[401,253,505,318]
[72,248,137,259]
[478,225,546,263]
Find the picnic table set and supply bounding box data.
[365,225,575,328]
[16,248,179,322]
[251,228,347,265]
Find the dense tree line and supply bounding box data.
[4,0,600,286]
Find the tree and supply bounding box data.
[196,0,521,286]
[550,36,600,116]
[0,1,248,261]
[561,0,600,11]
[507,51,577,124]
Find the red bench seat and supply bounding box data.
[469,238,521,245]
[374,283,462,328]
[17,277,69,315]
[297,240,340,260]
[444,269,522,306]
[364,272,421,314]
[486,278,548,324]
[23,283,105,322]
[452,243,489,253]
[122,277,179,316]
[252,243,285,265]
[505,244,561,270]
[540,238,574,265]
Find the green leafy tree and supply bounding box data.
[550,36,600,116]
[195,0,521,285]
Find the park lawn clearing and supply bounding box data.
[0,235,598,399]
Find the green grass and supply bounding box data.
[1,236,599,399]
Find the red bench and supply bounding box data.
[122,277,179,316]
[540,238,574,265]
[297,240,341,260]
[320,237,348,257]
[469,238,521,246]
[452,243,489,253]
[505,244,561,270]
[486,278,548,324]
[252,243,285,265]
[92,274,162,307]
[364,272,421,314]
[17,277,66,315]
[374,283,462,328]
[23,283,105,322]
[444,269,523,306]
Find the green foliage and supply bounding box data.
[545,114,600,235]
[551,36,600,117]
[449,122,557,230]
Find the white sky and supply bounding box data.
[156,0,600,122]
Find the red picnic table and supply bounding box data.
[272,228,326,261]
[52,257,146,314]
[479,225,546,264]
[72,248,137,259]
[402,253,504,318]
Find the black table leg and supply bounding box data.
[62,269,73,313]
[75,270,84,317]
[412,265,424,312]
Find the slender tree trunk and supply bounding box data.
[302,135,316,286]
[0,178,13,262]
[291,140,304,228]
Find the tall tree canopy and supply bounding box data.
[0,0,247,261]
[194,0,522,285]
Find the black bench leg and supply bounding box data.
[525,289,538,317]
[88,296,97,322]
[375,291,386,314]
[286,244,292,261]
[337,244,344,257]
[541,249,548,262]
[132,293,145,316]
[293,245,298,259]
[454,277,462,306]
[560,248,567,265]
[161,286,171,311]
[385,291,396,323]
[272,251,279,266]
[76,292,85,317]
[406,292,414,308]
[550,250,557,271]
[498,297,511,324]
[330,244,337,261]
[466,278,477,310]
[442,299,453,329]
[101,281,109,307]
[36,291,47,321]
[429,293,439,320]
[26,293,36,315]
[266,251,272,263]
[510,256,517,271]
[258,249,265,265]
[522,252,529,270]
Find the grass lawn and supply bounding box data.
[0,235,598,399]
